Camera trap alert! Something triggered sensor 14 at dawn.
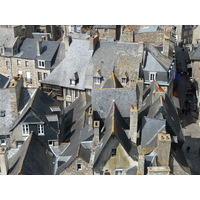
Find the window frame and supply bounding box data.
[22,124,30,136]
[17,59,21,66]
[38,72,42,81]
[25,61,29,67]
[38,60,45,68]
[149,72,157,81]
[77,163,82,171]
[37,124,44,136]
[93,77,101,85]
[115,169,123,175]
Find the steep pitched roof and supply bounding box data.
[0,27,17,48]
[136,26,159,34]
[92,87,137,119]
[14,38,60,61]
[144,43,172,72]
[41,39,93,90]
[0,73,10,88]
[93,102,138,165]
[9,133,56,175]
[191,44,200,60]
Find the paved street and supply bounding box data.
[176,46,200,174]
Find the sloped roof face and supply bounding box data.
[92,88,137,119]
[0,73,10,88]
[15,38,59,61]
[42,39,93,90]
[93,102,138,165]
[144,43,172,71]
[137,26,159,34]
[103,73,123,88]
[94,25,117,29]
[141,117,166,154]
[85,42,142,89]
[191,44,200,60]
[0,28,17,48]
[56,94,92,174]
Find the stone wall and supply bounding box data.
[60,157,93,175]
[135,32,165,43]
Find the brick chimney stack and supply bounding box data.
[89,35,99,51]
[93,121,100,147]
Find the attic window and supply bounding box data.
[38,60,45,68]
[77,163,82,170]
[38,124,44,136]
[111,148,116,157]
[149,72,157,81]
[70,79,76,85]
[0,110,5,117]
[115,169,123,175]
[0,139,6,146]
[22,124,30,136]
[122,78,127,84]
[93,77,101,85]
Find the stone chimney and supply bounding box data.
[88,107,93,131]
[147,166,170,175]
[156,132,171,166]
[153,87,165,102]
[36,39,42,56]
[163,35,170,57]
[93,121,100,147]
[63,36,71,56]
[136,78,144,110]
[137,155,145,175]
[129,105,138,144]
[89,35,99,51]
[0,147,9,175]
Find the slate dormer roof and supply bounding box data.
[144,43,172,72]
[14,38,60,62]
[92,102,138,166]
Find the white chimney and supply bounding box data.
[0,147,9,175]
[36,39,42,56]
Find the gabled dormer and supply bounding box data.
[70,72,79,86]
[93,69,102,85]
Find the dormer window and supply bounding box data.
[70,79,76,85]
[0,110,5,117]
[122,78,127,84]
[22,124,30,136]
[93,77,101,85]
[149,72,157,81]
[38,60,45,68]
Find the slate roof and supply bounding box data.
[14,38,60,62]
[85,41,142,89]
[144,43,172,72]
[0,73,10,88]
[8,133,56,175]
[141,117,166,154]
[92,102,138,165]
[102,72,123,88]
[55,93,93,174]
[136,26,159,34]
[32,32,51,40]
[191,44,200,60]
[0,27,17,48]
[94,25,117,29]
[92,87,137,119]
[41,39,93,90]
[147,95,184,143]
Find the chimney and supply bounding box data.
[63,36,71,56]
[137,155,145,175]
[0,147,9,175]
[88,107,93,130]
[153,87,165,102]
[156,132,171,166]
[129,79,136,88]
[93,121,100,147]
[129,105,138,144]
[89,35,99,51]
[136,78,144,110]
[36,39,42,56]
[163,35,170,57]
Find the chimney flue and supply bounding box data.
[36,39,42,56]
[0,147,9,175]
[129,105,138,144]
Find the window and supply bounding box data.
[77,163,82,170]
[22,124,30,136]
[6,61,10,69]
[70,79,76,85]
[48,140,54,146]
[111,148,116,157]
[17,60,21,66]
[43,73,48,79]
[38,60,45,68]
[122,78,127,84]
[149,72,157,81]
[93,77,101,85]
[0,48,4,54]
[25,61,29,67]
[38,124,44,136]
[115,169,123,175]
[38,72,42,81]
[25,71,31,83]
[18,69,22,75]
[75,90,79,99]
[0,139,6,146]
[0,110,5,117]
[104,29,108,33]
